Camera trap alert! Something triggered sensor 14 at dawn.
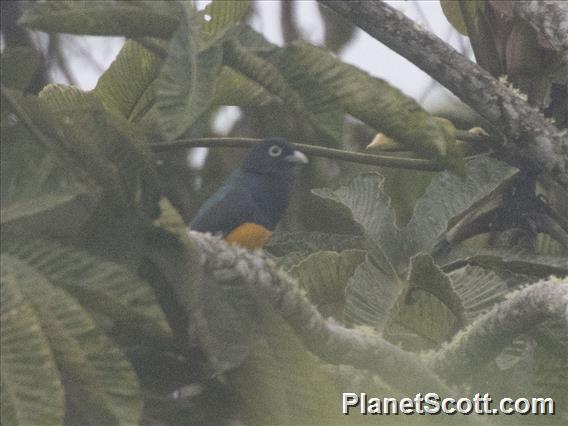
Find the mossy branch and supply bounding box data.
[189,231,453,395]
[318,0,568,186]
[425,277,568,382]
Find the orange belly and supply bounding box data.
[225,222,272,249]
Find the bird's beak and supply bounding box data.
[285,150,309,164]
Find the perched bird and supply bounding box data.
[190,137,308,249]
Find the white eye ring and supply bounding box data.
[268,145,283,157]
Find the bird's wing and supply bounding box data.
[190,172,259,236]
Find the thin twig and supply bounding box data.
[153,137,447,171]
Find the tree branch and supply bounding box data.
[153,137,447,171]
[425,278,568,382]
[318,1,568,185]
[514,1,568,51]
[189,231,454,395]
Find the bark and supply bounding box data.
[318,1,568,185]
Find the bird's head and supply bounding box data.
[241,137,309,176]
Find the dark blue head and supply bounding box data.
[241,137,308,176]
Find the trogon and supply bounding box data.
[190,137,309,249]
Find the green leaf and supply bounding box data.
[447,266,509,322]
[288,250,366,320]
[0,46,42,91]
[230,304,342,425]
[39,84,161,212]
[343,257,401,331]
[1,261,64,426]
[222,40,343,145]
[93,39,164,122]
[269,41,462,168]
[199,0,251,50]
[407,253,466,326]
[3,239,170,340]
[314,157,517,270]
[312,172,401,268]
[213,65,275,107]
[18,0,181,38]
[155,6,223,140]
[1,253,142,424]
[266,231,365,258]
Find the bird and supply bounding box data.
[190,137,309,249]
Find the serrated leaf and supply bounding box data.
[18,0,180,38]
[288,250,366,320]
[155,6,223,141]
[1,253,142,424]
[1,262,64,426]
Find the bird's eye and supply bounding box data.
[268,145,283,157]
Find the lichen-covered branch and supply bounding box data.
[189,231,452,395]
[318,1,568,185]
[514,1,568,51]
[425,278,568,382]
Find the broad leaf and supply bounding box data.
[155,5,223,140]
[447,266,509,323]
[268,41,462,169]
[288,250,366,320]
[266,231,365,258]
[314,156,517,269]
[94,39,164,122]
[3,239,170,340]
[39,84,160,213]
[1,262,64,426]
[19,0,181,38]
[1,253,142,424]
[199,0,251,50]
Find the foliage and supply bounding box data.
[1,1,567,425]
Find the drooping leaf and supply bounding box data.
[1,261,64,426]
[18,0,181,38]
[155,5,223,141]
[1,253,142,424]
[223,40,343,146]
[267,41,462,169]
